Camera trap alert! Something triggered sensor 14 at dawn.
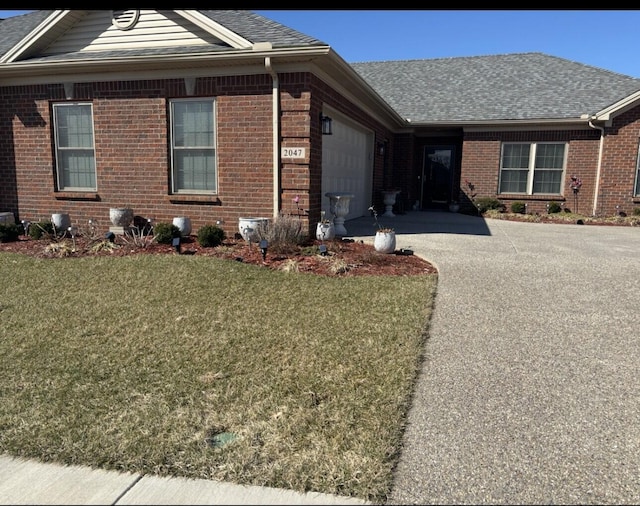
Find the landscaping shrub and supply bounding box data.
[633,207,640,216]
[474,197,504,213]
[28,220,54,240]
[197,224,225,248]
[257,212,306,254]
[510,201,526,214]
[0,223,19,243]
[153,222,181,244]
[548,201,562,214]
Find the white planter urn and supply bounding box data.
[109,207,134,227]
[316,221,335,241]
[374,230,396,254]
[382,190,401,217]
[172,216,192,237]
[238,217,270,242]
[325,192,354,236]
[51,213,71,231]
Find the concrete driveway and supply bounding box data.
[348,211,640,505]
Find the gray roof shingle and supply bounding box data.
[351,53,640,122]
[0,10,53,58]
[199,10,327,47]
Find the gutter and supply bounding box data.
[588,118,605,216]
[265,56,280,218]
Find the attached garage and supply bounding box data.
[321,111,374,220]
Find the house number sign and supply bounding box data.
[281,147,306,159]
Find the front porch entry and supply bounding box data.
[420,145,456,210]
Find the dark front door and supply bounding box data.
[420,145,455,209]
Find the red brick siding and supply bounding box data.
[598,105,640,216]
[461,129,601,215]
[0,77,279,238]
[0,72,394,238]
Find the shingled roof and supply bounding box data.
[351,53,640,123]
[2,11,640,125]
[199,10,327,47]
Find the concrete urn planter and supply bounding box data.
[172,216,192,237]
[51,213,71,231]
[374,230,396,254]
[316,222,335,241]
[109,207,134,227]
[238,217,270,242]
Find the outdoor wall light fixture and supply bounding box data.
[259,239,268,261]
[377,141,386,156]
[320,113,333,135]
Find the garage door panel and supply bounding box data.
[321,117,372,220]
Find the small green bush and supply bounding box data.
[153,222,181,244]
[0,223,20,243]
[510,201,526,214]
[548,201,562,214]
[28,220,54,240]
[633,207,640,216]
[197,224,226,248]
[474,197,504,213]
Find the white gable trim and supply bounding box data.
[593,90,640,122]
[0,9,254,65]
[0,10,69,64]
[174,10,252,49]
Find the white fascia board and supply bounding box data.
[174,10,252,49]
[0,10,71,64]
[462,120,594,133]
[0,46,331,84]
[592,90,640,121]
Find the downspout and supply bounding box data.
[265,57,280,218]
[588,117,605,216]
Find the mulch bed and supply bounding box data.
[0,235,438,278]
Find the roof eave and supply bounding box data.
[592,89,640,121]
[411,118,597,132]
[0,46,332,79]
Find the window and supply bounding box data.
[170,98,217,193]
[499,142,566,194]
[635,143,640,197]
[52,103,96,191]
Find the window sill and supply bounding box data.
[52,191,99,201]
[167,194,221,205]
[498,194,565,201]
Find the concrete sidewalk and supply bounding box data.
[0,454,369,505]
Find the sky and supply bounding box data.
[2,9,640,78]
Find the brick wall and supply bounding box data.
[0,76,288,239]
[460,129,602,215]
[598,105,640,216]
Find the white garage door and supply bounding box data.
[321,115,373,220]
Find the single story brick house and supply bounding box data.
[2,9,640,237]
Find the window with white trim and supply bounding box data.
[499,142,566,194]
[52,103,96,191]
[170,98,217,193]
[634,143,640,197]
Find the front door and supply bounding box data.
[420,145,455,209]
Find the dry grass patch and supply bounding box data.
[0,252,436,503]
